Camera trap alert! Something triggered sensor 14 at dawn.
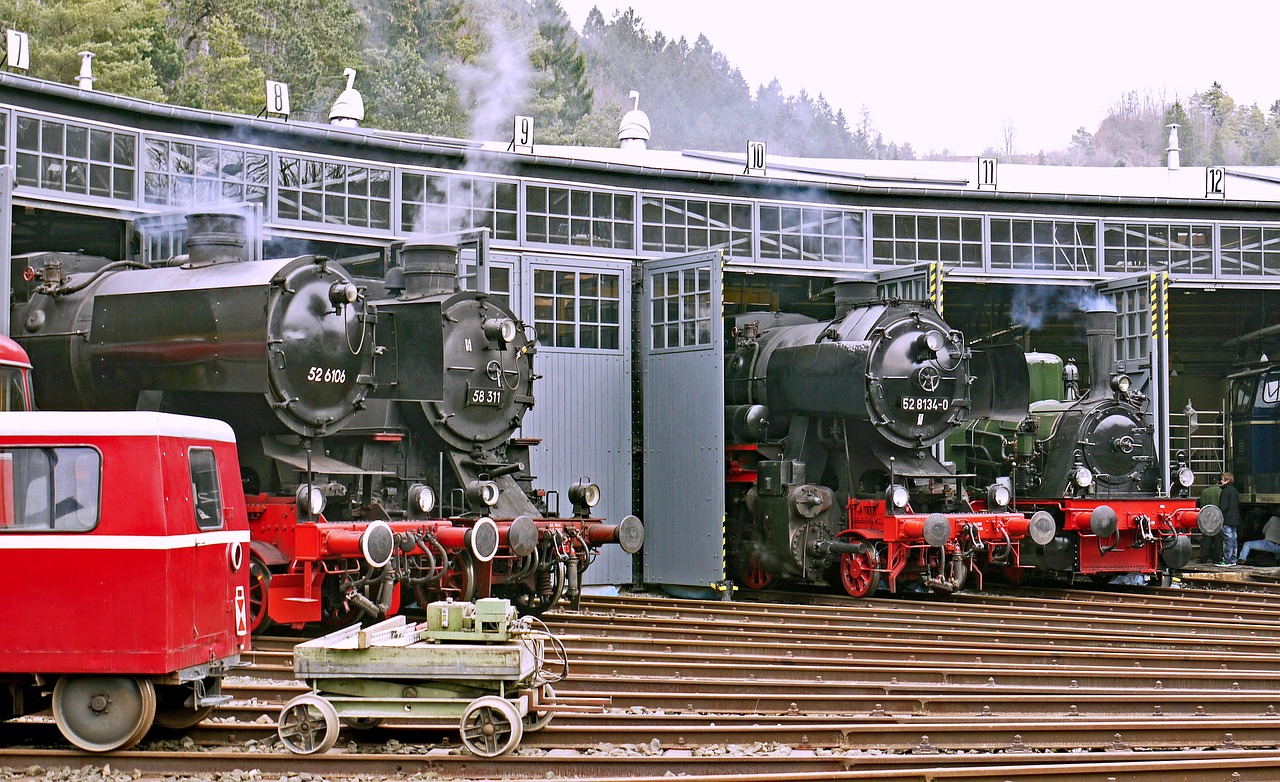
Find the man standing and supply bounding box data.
[1219,472,1242,565]
[1197,478,1223,564]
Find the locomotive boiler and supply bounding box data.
[724,281,1054,597]
[951,308,1217,583]
[10,213,640,630]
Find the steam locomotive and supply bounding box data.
[950,309,1216,583]
[10,213,641,631]
[723,280,1055,597]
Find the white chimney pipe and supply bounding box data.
[76,51,95,91]
[618,90,651,151]
[1166,122,1181,171]
[329,67,365,127]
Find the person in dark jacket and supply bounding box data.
[1219,472,1242,565]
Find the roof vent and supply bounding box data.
[329,68,364,127]
[76,51,95,91]
[1166,123,1181,171]
[618,90,650,151]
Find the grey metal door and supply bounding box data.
[1097,272,1170,493]
[640,250,725,587]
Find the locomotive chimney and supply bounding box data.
[833,279,877,318]
[399,243,459,297]
[184,212,246,265]
[1084,308,1118,400]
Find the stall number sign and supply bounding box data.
[5,31,28,71]
[265,80,291,118]
[512,116,534,153]
[978,157,998,190]
[1206,166,1226,198]
[746,141,766,175]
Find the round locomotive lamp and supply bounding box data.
[295,483,326,517]
[1111,374,1132,393]
[986,483,1012,511]
[483,317,519,344]
[1176,466,1195,488]
[408,483,436,515]
[1073,466,1094,489]
[465,480,500,508]
[569,478,602,513]
[887,484,910,510]
[328,281,359,307]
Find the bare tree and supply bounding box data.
[1002,119,1016,157]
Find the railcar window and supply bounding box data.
[0,447,100,532]
[1233,378,1257,414]
[0,368,27,411]
[189,448,223,530]
[1257,372,1280,409]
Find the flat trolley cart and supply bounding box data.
[277,598,604,757]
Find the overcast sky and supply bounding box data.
[555,0,1280,156]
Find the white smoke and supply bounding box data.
[1011,285,1115,329]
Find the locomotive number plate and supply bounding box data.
[901,396,949,412]
[466,387,505,407]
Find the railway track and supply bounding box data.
[6,584,1280,780]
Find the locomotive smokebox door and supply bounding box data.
[367,298,445,402]
[970,342,1032,422]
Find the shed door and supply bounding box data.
[1096,272,1170,493]
[640,250,725,587]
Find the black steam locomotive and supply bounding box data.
[11,213,641,629]
[950,309,1215,583]
[724,281,1054,597]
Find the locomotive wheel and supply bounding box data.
[525,683,555,732]
[320,577,360,628]
[460,695,524,757]
[52,675,156,752]
[511,562,565,616]
[738,554,774,591]
[440,553,478,603]
[277,693,340,755]
[838,544,880,598]
[248,558,272,635]
[151,684,215,731]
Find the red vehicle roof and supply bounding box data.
[0,336,30,369]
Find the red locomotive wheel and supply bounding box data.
[739,555,774,590]
[248,559,272,634]
[838,544,881,598]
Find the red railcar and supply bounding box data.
[0,410,249,751]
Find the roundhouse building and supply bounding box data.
[0,70,1272,590]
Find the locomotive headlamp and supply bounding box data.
[986,482,1012,510]
[1111,374,1132,393]
[1073,466,1094,489]
[887,484,910,510]
[569,478,602,515]
[465,480,500,508]
[295,483,326,517]
[1177,466,1196,488]
[329,282,359,306]
[408,483,436,515]
[915,331,946,358]
[483,317,519,344]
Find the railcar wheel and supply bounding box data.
[525,684,555,732]
[151,685,214,731]
[460,696,524,757]
[248,558,272,634]
[277,694,340,755]
[340,716,384,730]
[838,544,880,598]
[738,554,774,590]
[52,675,156,752]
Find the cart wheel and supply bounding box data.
[525,684,555,732]
[460,696,524,757]
[52,675,156,752]
[277,694,340,755]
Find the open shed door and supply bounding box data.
[875,262,945,313]
[640,250,725,588]
[1096,272,1171,493]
